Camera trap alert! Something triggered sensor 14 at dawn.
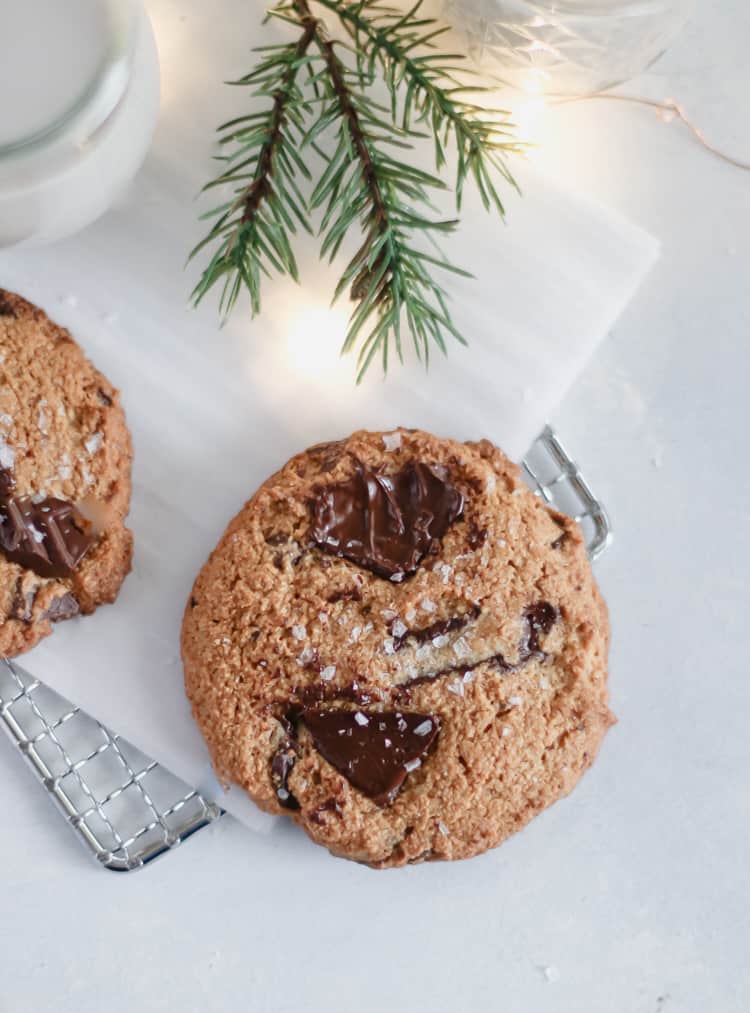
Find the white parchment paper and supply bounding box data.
[0,0,658,828]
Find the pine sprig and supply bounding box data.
[191,0,521,379]
[311,0,522,212]
[190,28,316,315]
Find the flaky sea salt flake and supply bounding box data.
[414,720,433,736]
[291,624,307,641]
[432,634,449,649]
[452,637,470,659]
[84,431,103,455]
[320,665,336,682]
[437,821,450,836]
[354,712,369,727]
[391,619,407,638]
[382,431,401,451]
[404,758,421,773]
[383,637,396,655]
[421,598,436,613]
[0,438,15,470]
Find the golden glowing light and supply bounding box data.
[280,299,351,382]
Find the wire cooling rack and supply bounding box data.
[0,426,610,872]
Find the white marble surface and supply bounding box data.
[1,2,748,1011]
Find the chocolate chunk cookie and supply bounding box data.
[182,429,612,867]
[0,290,133,656]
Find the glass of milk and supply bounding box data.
[0,0,160,247]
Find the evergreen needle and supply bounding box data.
[191,0,520,380]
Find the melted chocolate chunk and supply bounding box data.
[0,468,15,500]
[0,294,16,317]
[97,388,113,407]
[522,601,558,657]
[327,586,362,604]
[271,728,301,810]
[551,533,568,550]
[44,593,80,622]
[466,520,488,550]
[265,532,289,546]
[309,798,343,824]
[302,708,440,806]
[391,605,480,651]
[0,493,94,579]
[310,460,464,580]
[397,600,558,694]
[10,583,35,623]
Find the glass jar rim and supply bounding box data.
[532,0,687,11]
[0,0,138,162]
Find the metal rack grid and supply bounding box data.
[0,426,611,873]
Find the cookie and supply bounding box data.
[182,429,612,867]
[0,289,133,657]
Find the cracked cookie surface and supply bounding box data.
[182,428,612,866]
[0,289,133,656]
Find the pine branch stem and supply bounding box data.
[292,0,389,235]
[312,0,502,153]
[237,20,315,226]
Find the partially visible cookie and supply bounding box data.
[182,429,612,867]
[0,289,133,656]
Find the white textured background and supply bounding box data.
[1,1,749,1011]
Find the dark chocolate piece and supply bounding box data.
[97,388,113,407]
[302,708,440,806]
[0,294,16,317]
[271,728,300,810]
[0,494,94,579]
[466,520,488,550]
[265,532,289,546]
[44,593,80,622]
[327,586,362,604]
[309,798,343,824]
[10,582,34,622]
[397,600,558,694]
[310,460,464,580]
[391,605,480,651]
[522,601,558,658]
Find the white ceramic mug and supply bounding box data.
[0,0,160,247]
